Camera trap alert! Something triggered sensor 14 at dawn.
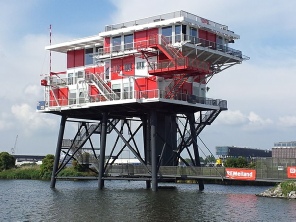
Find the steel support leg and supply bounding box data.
[98,112,107,189]
[50,115,67,188]
[188,112,204,191]
[150,111,158,191]
[142,116,151,189]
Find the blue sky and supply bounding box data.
[1,0,296,157]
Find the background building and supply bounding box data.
[216,146,272,158]
[272,141,296,158]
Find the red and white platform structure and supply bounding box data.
[37,11,248,191]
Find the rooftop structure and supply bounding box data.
[37,10,248,191]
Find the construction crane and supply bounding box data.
[11,135,18,155]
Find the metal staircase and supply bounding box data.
[68,119,121,165]
[86,73,119,101]
[165,74,189,99]
[177,108,222,149]
[149,34,183,61]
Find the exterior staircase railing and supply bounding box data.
[177,104,224,149]
[165,74,189,99]
[86,73,119,101]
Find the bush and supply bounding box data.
[0,152,15,171]
[0,166,41,179]
[40,154,54,179]
[224,157,249,168]
[281,181,296,196]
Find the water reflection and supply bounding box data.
[1,180,296,221]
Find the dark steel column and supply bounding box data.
[142,116,151,189]
[98,112,107,189]
[50,115,67,188]
[150,111,158,191]
[188,112,204,191]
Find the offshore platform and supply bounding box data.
[37,11,248,191]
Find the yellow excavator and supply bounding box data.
[215,158,223,167]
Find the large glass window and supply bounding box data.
[96,46,103,55]
[175,25,181,42]
[162,26,172,43]
[124,34,133,50]
[112,36,121,52]
[85,48,94,65]
[190,27,197,44]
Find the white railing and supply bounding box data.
[38,89,227,111]
[105,10,228,32]
[93,34,245,60]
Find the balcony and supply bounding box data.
[37,89,227,111]
[94,34,246,64]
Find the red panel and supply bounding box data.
[95,66,104,74]
[58,88,68,106]
[85,66,104,74]
[74,49,84,67]
[198,29,207,40]
[134,30,147,48]
[90,85,99,96]
[123,55,135,76]
[67,51,75,68]
[147,28,158,37]
[207,32,216,42]
[110,58,123,80]
[181,82,192,94]
[104,37,110,53]
[135,78,146,91]
[158,53,168,61]
[49,89,58,106]
[147,77,157,91]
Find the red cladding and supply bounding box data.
[67,49,84,68]
[198,30,207,40]
[104,37,110,53]
[50,88,68,106]
[85,66,104,74]
[135,77,157,92]
[134,28,158,48]
[111,55,135,80]
[67,51,75,68]
[181,82,192,94]
[198,29,216,43]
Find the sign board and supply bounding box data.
[287,167,296,178]
[278,166,284,171]
[225,168,256,181]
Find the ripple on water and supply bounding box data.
[0,180,295,222]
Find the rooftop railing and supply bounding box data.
[105,10,228,32]
[93,34,246,61]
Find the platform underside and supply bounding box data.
[39,98,224,120]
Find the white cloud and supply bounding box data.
[243,111,273,131]
[278,116,296,127]
[0,112,13,130]
[11,103,57,135]
[216,110,247,126]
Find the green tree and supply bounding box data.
[0,152,15,171]
[40,154,54,179]
[224,157,248,168]
[204,155,216,164]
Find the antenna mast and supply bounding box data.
[50,24,52,75]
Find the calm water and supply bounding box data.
[1,180,295,222]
